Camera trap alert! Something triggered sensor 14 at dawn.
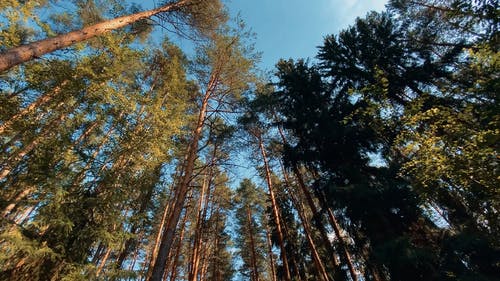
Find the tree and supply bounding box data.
[148,21,257,281]
[234,179,269,281]
[0,0,225,72]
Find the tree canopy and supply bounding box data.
[0,0,498,280]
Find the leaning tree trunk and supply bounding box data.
[0,0,189,72]
[280,163,330,281]
[0,79,69,135]
[277,124,358,281]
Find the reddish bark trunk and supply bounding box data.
[280,164,330,281]
[148,74,216,280]
[256,134,292,281]
[0,0,189,72]
[0,80,69,134]
[264,223,277,281]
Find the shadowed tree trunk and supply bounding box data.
[277,124,357,281]
[255,132,292,281]
[264,223,277,281]
[246,206,260,281]
[280,162,330,281]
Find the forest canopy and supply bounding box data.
[0,0,498,280]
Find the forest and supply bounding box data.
[0,0,498,280]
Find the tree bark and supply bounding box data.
[321,191,358,281]
[168,206,190,281]
[280,163,330,281]
[0,80,69,134]
[145,194,171,275]
[247,206,260,281]
[0,101,75,181]
[188,171,210,281]
[0,0,189,72]
[276,124,343,272]
[1,186,35,218]
[264,223,277,281]
[256,133,292,281]
[276,124,357,281]
[148,73,216,281]
[95,247,112,277]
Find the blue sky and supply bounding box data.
[225,0,388,70]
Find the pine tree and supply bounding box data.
[0,0,225,72]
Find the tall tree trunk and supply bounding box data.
[14,204,36,225]
[277,124,357,281]
[168,207,190,281]
[148,76,215,280]
[115,170,156,268]
[1,186,35,217]
[95,247,112,277]
[145,192,172,275]
[246,206,260,281]
[0,0,189,72]
[0,102,75,181]
[255,133,292,281]
[280,163,330,281]
[319,189,359,281]
[264,223,277,281]
[188,171,210,281]
[277,124,343,271]
[199,242,211,281]
[0,80,69,134]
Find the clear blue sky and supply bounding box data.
[225,0,388,70]
[140,0,388,70]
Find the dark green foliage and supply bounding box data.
[265,1,499,280]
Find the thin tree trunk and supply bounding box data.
[92,243,105,265]
[16,205,35,225]
[280,163,330,281]
[255,133,292,281]
[189,141,218,281]
[276,124,357,281]
[0,0,189,72]
[2,186,35,217]
[115,173,156,268]
[361,244,384,281]
[292,164,344,266]
[321,191,358,281]
[247,206,260,281]
[276,124,342,270]
[168,207,190,281]
[0,102,75,181]
[127,233,142,271]
[280,217,303,281]
[0,80,69,134]
[264,223,277,281]
[96,247,112,277]
[188,172,210,281]
[199,242,211,281]
[145,195,171,275]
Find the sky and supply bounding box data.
[225,0,388,70]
